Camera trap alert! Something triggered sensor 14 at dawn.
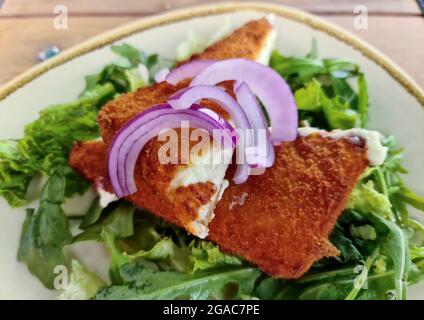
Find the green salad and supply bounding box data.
[1,37,424,300]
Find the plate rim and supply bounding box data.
[0,1,423,108]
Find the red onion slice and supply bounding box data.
[190,58,298,142]
[108,104,234,197]
[235,82,275,168]
[193,106,237,144]
[165,60,216,85]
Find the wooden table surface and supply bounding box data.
[1,0,423,88]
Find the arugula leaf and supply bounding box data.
[96,263,260,300]
[357,73,369,127]
[368,213,411,300]
[270,54,327,86]
[330,225,364,263]
[253,277,288,300]
[17,169,73,289]
[345,248,379,300]
[397,185,424,211]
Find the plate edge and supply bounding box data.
[0,1,423,108]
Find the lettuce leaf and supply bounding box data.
[17,169,73,289]
[189,241,244,272]
[294,79,360,129]
[270,44,367,130]
[74,205,251,298]
[0,43,167,208]
[0,83,115,207]
[346,180,393,219]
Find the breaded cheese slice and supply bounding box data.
[69,134,368,278]
[77,18,276,238]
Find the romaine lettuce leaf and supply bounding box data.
[0,83,115,207]
[0,43,168,208]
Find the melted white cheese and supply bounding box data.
[97,188,118,208]
[189,179,230,239]
[298,127,388,166]
[217,179,229,202]
[171,146,233,239]
[255,15,276,66]
[170,146,233,189]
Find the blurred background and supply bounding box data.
[0,0,423,87]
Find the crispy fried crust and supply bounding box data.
[209,134,368,278]
[69,18,369,277]
[185,18,273,63]
[98,17,273,144]
[98,80,231,145]
[69,135,368,278]
[70,140,216,234]
[90,18,275,236]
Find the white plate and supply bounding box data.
[0,2,423,300]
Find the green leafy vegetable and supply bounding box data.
[75,208,244,278]
[74,208,251,297]
[0,83,114,207]
[346,180,393,219]
[345,248,379,300]
[96,262,260,300]
[6,37,424,300]
[330,224,363,263]
[111,43,148,67]
[368,213,411,300]
[270,42,368,130]
[397,185,424,211]
[0,43,173,208]
[17,169,73,288]
[79,197,104,229]
[350,224,377,241]
[189,240,244,272]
